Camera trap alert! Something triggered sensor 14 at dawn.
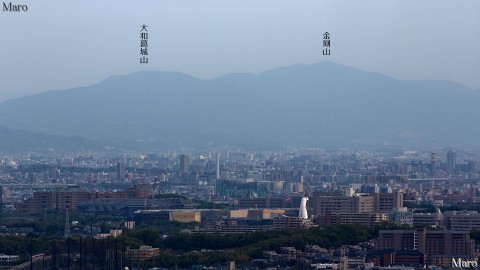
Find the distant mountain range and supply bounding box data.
[1,61,479,153]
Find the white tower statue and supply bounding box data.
[299,195,309,219]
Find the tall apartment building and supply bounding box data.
[15,192,56,213]
[376,230,418,250]
[374,192,403,213]
[314,191,403,215]
[56,191,90,211]
[16,189,129,213]
[316,212,389,228]
[239,195,303,209]
[376,230,475,260]
[314,194,375,215]
[117,162,126,181]
[446,150,457,171]
[413,210,480,232]
[443,211,480,231]
[179,155,190,173]
[412,210,444,227]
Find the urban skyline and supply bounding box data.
[2,1,480,269]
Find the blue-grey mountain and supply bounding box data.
[0,61,478,151]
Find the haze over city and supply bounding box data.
[2,1,480,269]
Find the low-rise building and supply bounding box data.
[170,211,201,223]
[366,249,424,267]
[273,216,312,229]
[127,246,160,262]
[96,229,122,239]
[0,254,19,263]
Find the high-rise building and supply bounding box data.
[117,162,126,181]
[15,192,56,213]
[447,150,457,171]
[412,208,443,227]
[314,194,375,215]
[180,155,190,173]
[216,152,220,180]
[374,191,403,213]
[443,210,480,231]
[314,191,403,215]
[15,190,128,213]
[317,212,389,228]
[376,229,475,260]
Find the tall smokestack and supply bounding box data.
[216,152,220,180]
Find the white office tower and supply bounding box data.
[299,195,309,219]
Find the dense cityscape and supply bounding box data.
[2,1,479,269]
[1,148,480,269]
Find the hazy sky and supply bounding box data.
[1,0,479,102]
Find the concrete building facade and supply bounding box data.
[376,230,475,261]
